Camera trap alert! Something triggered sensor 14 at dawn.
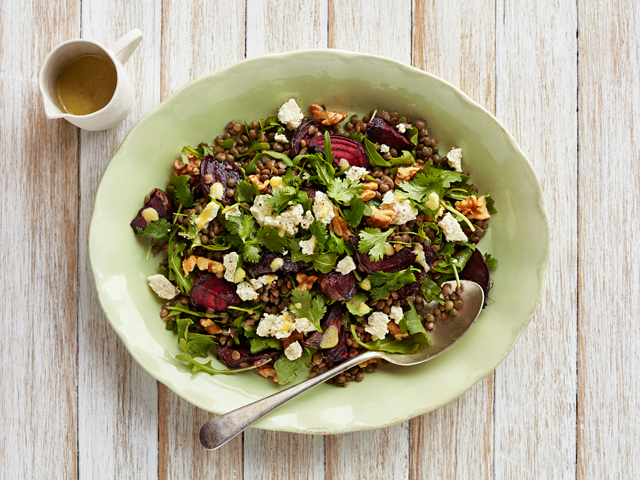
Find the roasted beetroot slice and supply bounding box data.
[199,154,242,204]
[460,249,491,298]
[300,187,318,199]
[244,252,310,277]
[307,135,369,168]
[291,120,323,155]
[397,267,427,300]
[317,271,357,302]
[190,274,240,312]
[349,235,416,274]
[366,117,414,151]
[130,188,175,232]
[303,305,348,362]
[217,345,279,369]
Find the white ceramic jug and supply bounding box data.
[39,29,143,131]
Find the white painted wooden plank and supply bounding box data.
[494,0,578,478]
[577,0,640,478]
[326,2,412,479]
[242,2,328,479]
[410,1,496,478]
[0,1,80,478]
[77,1,162,479]
[158,1,246,479]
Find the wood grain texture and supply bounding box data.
[494,0,578,478]
[577,0,640,478]
[243,2,328,479]
[410,1,496,478]
[326,3,412,479]
[0,0,80,478]
[158,2,245,479]
[77,1,162,479]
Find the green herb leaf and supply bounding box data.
[324,130,334,164]
[404,301,430,344]
[343,195,371,228]
[364,138,392,167]
[289,289,327,332]
[257,150,295,168]
[419,276,442,303]
[166,174,194,207]
[219,138,235,149]
[405,126,419,146]
[350,325,419,354]
[167,240,192,295]
[485,195,497,214]
[313,252,338,274]
[264,186,305,214]
[175,353,265,375]
[182,145,204,160]
[137,218,172,240]
[484,253,499,269]
[255,226,288,253]
[249,337,282,354]
[274,348,312,385]
[309,220,329,248]
[236,180,259,203]
[326,177,364,205]
[366,267,418,301]
[243,243,262,263]
[358,227,394,261]
[452,248,474,271]
[345,291,372,317]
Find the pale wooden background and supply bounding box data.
[1,0,638,478]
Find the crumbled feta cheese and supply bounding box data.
[365,312,390,340]
[141,207,159,223]
[250,195,274,225]
[438,213,468,242]
[252,198,304,237]
[396,123,407,134]
[338,159,350,170]
[274,204,305,237]
[300,210,314,229]
[336,256,356,275]
[274,133,289,143]
[249,274,277,290]
[236,281,259,301]
[345,166,369,183]
[293,317,317,334]
[277,98,304,130]
[380,144,390,153]
[426,192,440,211]
[270,257,284,272]
[413,243,429,269]
[384,243,395,256]
[284,341,303,361]
[299,236,317,255]
[257,309,294,339]
[269,176,284,189]
[446,148,463,173]
[301,172,311,181]
[195,201,220,231]
[210,182,225,200]
[381,191,419,225]
[389,306,404,324]
[147,274,179,300]
[313,191,335,225]
[224,205,241,219]
[223,252,240,283]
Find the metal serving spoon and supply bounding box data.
[199,280,484,450]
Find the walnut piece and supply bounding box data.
[257,365,278,383]
[387,321,408,341]
[330,206,352,239]
[182,255,225,277]
[248,174,269,193]
[281,331,303,350]
[365,206,395,229]
[173,154,201,177]
[363,182,378,191]
[296,273,318,291]
[200,318,222,335]
[454,195,490,220]
[358,358,378,368]
[310,104,348,126]
[360,191,376,201]
[395,165,422,184]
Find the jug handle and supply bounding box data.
[109,29,143,65]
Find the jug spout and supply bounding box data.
[41,91,65,119]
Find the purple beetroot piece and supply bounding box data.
[130,188,174,232]
[199,154,242,204]
[291,120,323,155]
[366,117,414,151]
[397,266,428,300]
[307,134,369,168]
[244,252,310,277]
[349,235,417,274]
[190,274,240,312]
[303,304,348,362]
[460,249,491,298]
[317,271,357,302]
[217,345,279,369]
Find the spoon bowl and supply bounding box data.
[199,280,484,450]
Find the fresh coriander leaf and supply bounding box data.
[344,195,371,228]
[404,301,430,344]
[425,167,463,188]
[485,195,497,214]
[350,325,419,354]
[219,138,234,149]
[166,174,194,207]
[274,348,312,385]
[137,218,172,240]
[283,168,304,186]
[249,337,282,354]
[484,253,499,269]
[346,292,372,317]
[358,227,394,261]
[243,243,261,263]
[349,132,364,142]
[236,180,259,203]
[327,178,364,205]
[367,267,418,301]
[392,150,416,166]
[289,289,327,332]
[326,231,351,255]
[364,137,392,167]
[223,214,254,242]
[309,220,329,248]
[419,276,442,303]
[263,186,299,213]
[255,226,288,253]
[313,252,338,274]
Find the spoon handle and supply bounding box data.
[199,350,380,449]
